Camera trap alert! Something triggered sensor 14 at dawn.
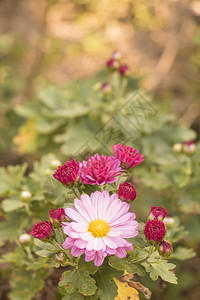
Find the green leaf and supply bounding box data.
[35,249,57,258]
[109,256,145,277]
[93,260,123,300]
[142,259,177,284]
[171,247,196,261]
[59,256,98,296]
[34,239,58,251]
[1,198,25,212]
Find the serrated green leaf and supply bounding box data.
[59,256,98,296]
[93,260,123,300]
[142,259,177,284]
[1,198,25,212]
[35,249,57,258]
[109,256,145,277]
[171,247,196,261]
[34,239,58,251]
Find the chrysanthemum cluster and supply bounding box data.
[144,206,173,257]
[106,50,130,76]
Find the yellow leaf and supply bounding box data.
[114,277,140,300]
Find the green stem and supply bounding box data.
[52,239,73,260]
[72,187,81,198]
[138,245,154,263]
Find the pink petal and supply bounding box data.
[74,199,91,222]
[93,237,104,251]
[71,222,87,233]
[107,229,123,237]
[104,199,122,222]
[85,253,95,262]
[68,231,80,238]
[71,246,84,257]
[94,253,105,266]
[105,247,116,255]
[63,237,75,249]
[115,247,127,258]
[74,239,87,249]
[65,208,88,224]
[80,231,93,241]
[85,249,96,256]
[86,238,95,251]
[102,236,118,249]
[110,212,132,226]
[97,191,111,219]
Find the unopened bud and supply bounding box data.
[19,233,31,246]
[55,252,66,262]
[159,241,173,257]
[183,141,196,155]
[101,82,112,94]
[173,143,183,153]
[20,191,32,202]
[112,50,121,60]
[163,217,175,228]
[50,160,61,169]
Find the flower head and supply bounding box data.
[53,159,79,186]
[118,181,137,203]
[79,154,122,185]
[112,144,144,169]
[62,191,138,266]
[49,208,65,226]
[148,206,168,221]
[144,220,166,244]
[159,241,173,257]
[118,64,129,76]
[30,221,54,241]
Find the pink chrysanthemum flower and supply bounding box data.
[30,221,54,241]
[62,191,138,267]
[112,144,144,169]
[118,181,137,203]
[79,154,122,185]
[53,159,79,186]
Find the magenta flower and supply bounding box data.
[30,221,54,241]
[159,241,173,257]
[49,208,65,226]
[79,154,122,185]
[148,206,168,221]
[118,64,129,76]
[112,144,144,169]
[62,191,138,266]
[118,181,137,203]
[144,220,166,244]
[53,159,79,186]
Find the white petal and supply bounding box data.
[110,213,132,226]
[93,237,103,251]
[74,199,91,222]
[80,231,93,241]
[102,236,118,249]
[65,208,88,224]
[71,222,87,232]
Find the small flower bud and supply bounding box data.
[101,82,112,94]
[183,141,196,155]
[49,208,65,227]
[148,206,168,221]
[144,220,166,244]
[163,217,175,228]
[55,252,66,263]
[30,221,54,241]
[20,191,32,202]
[173,143,183,153]
[50,160,62,169]
[53,159,80,186]
[18,233,31,246]
[118,64,130,76]
[106,58,119,69]
[159,241,173,257]
[118,181,137,203]
[112,50,121,60]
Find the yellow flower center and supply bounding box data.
[88,219,110,238]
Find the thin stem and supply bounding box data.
[72,187,81,198]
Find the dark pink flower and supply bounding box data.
[53,159,79,186]
[118,181,137,203]
[49,208,65,226]
[106,58,119,69]
[79,153,122,185]
[148,206,168,221]
[112,144,144,169]
[30,221,54,241]
[144,220,166,244]
[118,64,129,76]
[159,241,173,257]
